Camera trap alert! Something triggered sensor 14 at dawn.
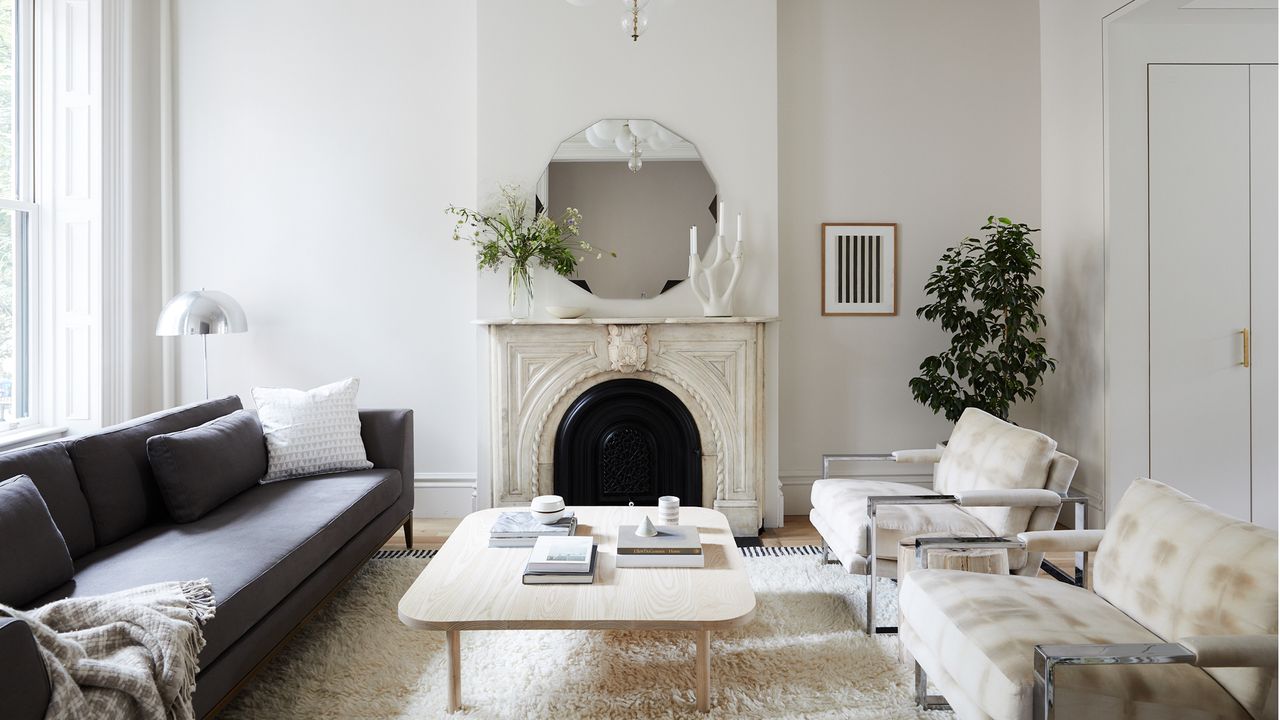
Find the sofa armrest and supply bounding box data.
[359,409,414,503]
[891,448,944,464]
[955,488,1062,508]
[1017,529,1105,554]
[1180,635,1278,668]
[0,617,51,720]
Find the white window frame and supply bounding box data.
[0,0,41,434]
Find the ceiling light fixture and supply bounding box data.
[621,0,650,42]
[564,0,652,43]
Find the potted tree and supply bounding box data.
[909,216,1055,423]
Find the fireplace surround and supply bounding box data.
[481,317,772,535]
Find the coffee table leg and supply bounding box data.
[695,630,711,713]
[446,630,461,712]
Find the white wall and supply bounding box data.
[474,0,781,525]
[1037,0,1128,527]
[171,0,480,504]
[778,0,1042,513]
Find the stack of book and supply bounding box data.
[522,536,598,584]
[615,525,704,568]
[489,511,578,548]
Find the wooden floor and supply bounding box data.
[387,515,1081,582]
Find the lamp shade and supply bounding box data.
[155,290,248,336]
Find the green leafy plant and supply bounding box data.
[447,186,612,311]
[909,216,1055,423]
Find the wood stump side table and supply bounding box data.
[896,534,1010,663]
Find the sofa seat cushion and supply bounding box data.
[809,478,1010,568]
[39,469,401,666]
[901,569,1251,720]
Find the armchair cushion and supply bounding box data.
[1181,635,1279,669]
[954,488,1062,508]
[891,448,943,464]
[1017,528,1106,554]
[808,479,1002,572]
[1093,478,1278,719]
[934,407,1058,538]
[901,569,1252,720]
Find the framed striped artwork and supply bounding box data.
[821,223,897,316]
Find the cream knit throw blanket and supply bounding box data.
[1,580,215,720]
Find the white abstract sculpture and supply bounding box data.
[635,515,658,537]
[689,203,744,317]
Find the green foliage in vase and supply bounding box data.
[909,216,1056,423]
[447,185,613,277]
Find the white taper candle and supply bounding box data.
[737,213,743,243]
[690,226,698,256]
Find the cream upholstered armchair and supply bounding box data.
[900,477,1278,720]
[809,407,1079,633]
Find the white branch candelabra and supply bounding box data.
[689,203,744,317]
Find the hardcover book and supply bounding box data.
[522,545,598,585]
[615,525,704,568]
[526,535,595,574]
[489,511,577,538]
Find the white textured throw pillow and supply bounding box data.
[252,378,373,483]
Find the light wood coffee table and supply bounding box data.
[398,506,756,713]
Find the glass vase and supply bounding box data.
[508,263,533,320]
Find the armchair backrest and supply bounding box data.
[934,407,1060,537]
[1094,477,1278,720]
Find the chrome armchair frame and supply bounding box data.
[1032,643,1195,720]
[819,453,1089,635]
[910,533,1093,712]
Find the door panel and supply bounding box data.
[1250,64,1278,530]
[1149,64,1252,521]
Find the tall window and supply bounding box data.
[0,0,32,427]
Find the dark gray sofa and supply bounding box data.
[0,396,414,719]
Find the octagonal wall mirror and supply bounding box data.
[536,119,718,300]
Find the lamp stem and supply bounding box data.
[202,334,209,400]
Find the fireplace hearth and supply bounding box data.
[554,378,701,507]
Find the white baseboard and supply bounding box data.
[413,473,477,518]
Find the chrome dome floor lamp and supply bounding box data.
[156,290,248,400]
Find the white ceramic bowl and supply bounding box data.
[546,306,587,319]
[530,495,565,513]
[530,507,566,525]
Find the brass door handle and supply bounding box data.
[1242,328,1251,368]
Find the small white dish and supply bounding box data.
[546,306,587,319]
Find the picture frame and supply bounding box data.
[821,222,898,316]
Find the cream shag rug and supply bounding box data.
[219,548,950,719]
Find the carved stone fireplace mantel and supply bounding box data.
[480,317,774,535]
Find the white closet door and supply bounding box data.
[1250,65,1278,530]
[1149,64,1253,521]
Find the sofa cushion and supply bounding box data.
[0,475,75,606]
[0,441,94,558]
[1094,478,1279,720]
[253,378,372,483]
[901,569,1251,720]
[934,407,1058,538]
[809,478,1002,569]
[67,396,243,546]
[40,469,400,666]
[147,410,267,523]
